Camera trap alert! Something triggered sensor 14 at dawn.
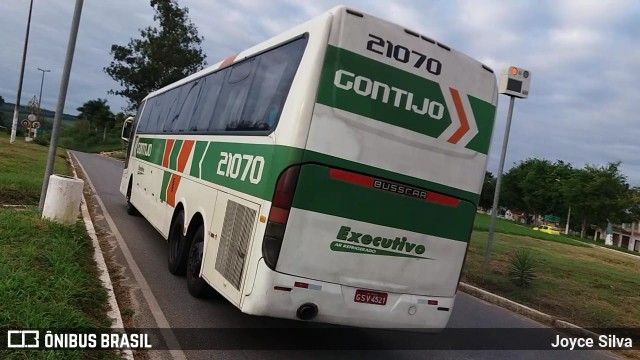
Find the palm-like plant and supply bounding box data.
[508,249,537,287]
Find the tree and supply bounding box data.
[501,158,574,224]
[479,171,496,210]
[104,0,207,110]
[77,98,114,142]
[562,162,631,237]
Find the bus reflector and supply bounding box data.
[425,192,459,207]
[427,300,438,305]
[274,286,292,292]
[294,282,309,289]
[330,168,459,207]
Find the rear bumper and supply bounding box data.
[241,259,455,331]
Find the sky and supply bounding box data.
[1,0,639,185]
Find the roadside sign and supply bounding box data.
[32,121,41,129]
[28,114,37,122]
[21,119,30,128]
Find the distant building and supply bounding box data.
[593,221,640,252]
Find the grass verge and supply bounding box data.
[463,230,640,332]
[473,213,590,247]
[0,209,119,359]
[475,213,640,257]
[0,133,68,205]
[0,133,118,359]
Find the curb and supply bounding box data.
[68,151,134,360]
[458,282,601,340]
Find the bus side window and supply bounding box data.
[210,59,256,132]
[136,98,156,134]
[238,37,307,131]
[163,85,190,133]
[190,70,225,132]
[171,79,203,132]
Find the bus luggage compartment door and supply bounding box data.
[202,192,260,305]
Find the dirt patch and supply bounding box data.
[0,189,39,205]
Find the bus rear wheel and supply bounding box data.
[168,210,189,275]
[186,224,214,298]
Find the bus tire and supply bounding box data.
[186,224,214,298]
[126,201,139,216]
[167,210,189,275]
[126,179,140,216]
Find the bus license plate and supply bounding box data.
[354,289,388,306]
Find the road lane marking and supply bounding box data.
[72,152,187,360]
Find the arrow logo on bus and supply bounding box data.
[439,87,478,147]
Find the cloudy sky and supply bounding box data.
[1,0,639,184]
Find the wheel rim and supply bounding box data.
[188,240,203,280]
[169,223,181,262]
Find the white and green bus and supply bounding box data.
[120,5,498,330]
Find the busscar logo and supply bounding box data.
[372,179,427,200]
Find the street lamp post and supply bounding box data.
[10,0,35,144]
[37,68,51,109]
[38,0,85,212]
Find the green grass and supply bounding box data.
[473,213,591,247]
[0,209,119,359]
[0,131,119,359]
[0,133,68,205]
[463,230,640,331]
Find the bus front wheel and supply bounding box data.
[126,179,139,216]
[186,224,214,298]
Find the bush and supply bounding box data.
[508,248,537,287]
[32,135,50,146]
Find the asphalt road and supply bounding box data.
[71,151,620,360]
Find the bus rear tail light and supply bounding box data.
[263,165,300,270]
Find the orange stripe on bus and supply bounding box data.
[166,174,181,208]
[219,54,238,68]
[447,88,470,144]
[163,139,175,168]
[177,140,195,173]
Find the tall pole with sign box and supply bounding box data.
[483,66,531,269]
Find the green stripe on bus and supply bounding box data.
[198,142,304,200]
[134,137,478,204]
[292,164,475,242]
[169,139,183,171]
[189,141,209,178]
[301,149,479,205]
[316,46,496,155]
[135,137,166,164]
[160,171,171,202]
[317,46,452,141]
[465,95,497,154]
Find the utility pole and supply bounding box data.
[37,68,51,110]
[565,206,571,235]
[484,66,532,269]
[10,0,35,144]
[38,0,85,212]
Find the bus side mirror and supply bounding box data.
[121,117,134,142]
